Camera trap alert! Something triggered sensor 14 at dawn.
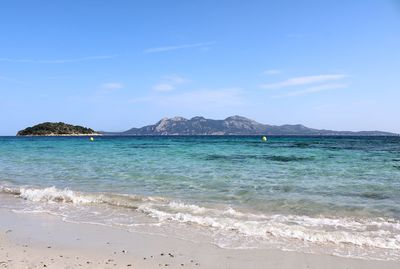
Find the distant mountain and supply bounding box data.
[105,116,397,136]
[17,122,101,136]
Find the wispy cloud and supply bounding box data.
[313,99,374,111]
[0,75,25,84]
[263,69,282,75]
[153,83,174,92]
[260,74,347,89]
[0,55,115,64]
[276,83,348,98]
[160,88,243,108]
[144,42,215,53]
[152,75,190,92]
[101,82,124,91]
[130,88,244,108]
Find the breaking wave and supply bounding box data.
[0,184,165,209]
[1,183,400,260]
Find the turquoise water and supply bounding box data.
[1,136,400,259]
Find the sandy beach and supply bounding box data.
[0,208,398,269]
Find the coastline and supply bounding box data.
[16,133,103,137]
[1,208,399,269]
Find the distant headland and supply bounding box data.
[17,122,101,136]
[17,117,397,136]
[103,115,398,136]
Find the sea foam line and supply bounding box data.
[2,183,400,253]
[137,202,400,250]
[0,184,164,208]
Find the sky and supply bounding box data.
[1,0,400,135]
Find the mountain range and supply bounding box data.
[104,116,397,136]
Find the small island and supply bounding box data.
[17,122,101,136]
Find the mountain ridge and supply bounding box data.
[104,116,397,136]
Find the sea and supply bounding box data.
[0,136,399,260]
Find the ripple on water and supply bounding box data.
[203,154,313,162]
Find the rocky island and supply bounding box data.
[17,122,101,136]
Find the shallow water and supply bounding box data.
[1,136,400,260]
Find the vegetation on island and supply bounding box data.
[17,122,99,136]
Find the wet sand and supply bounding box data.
[0,208,399,269]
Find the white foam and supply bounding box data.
[18,186,93,204]
[2,183,400,259]
[138,202,400,251]
[168,201,207,214]
[0,184,163,208]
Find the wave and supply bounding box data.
[0,184,165,209]
[291,142,312,148]
[204,154,313,162]
[138,202,400,251]
[1,183,400,258]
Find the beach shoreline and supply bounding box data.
[1,208,399,269]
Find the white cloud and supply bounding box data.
[162,75,190,85]
[159,88,243,108]
[153,83,175,92]
[260,74,347,89]
[130,88,244,108]
[152,75,190,92]
[0,75,24,84]
[263,69,281,75]
[276,83,348,97]
[0,55,115,64]
[144,42,215,53]
[101,82,124,91]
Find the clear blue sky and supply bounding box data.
[1,0,400,135]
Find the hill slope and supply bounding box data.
[17,122,100,136]
[115,116,396,136]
